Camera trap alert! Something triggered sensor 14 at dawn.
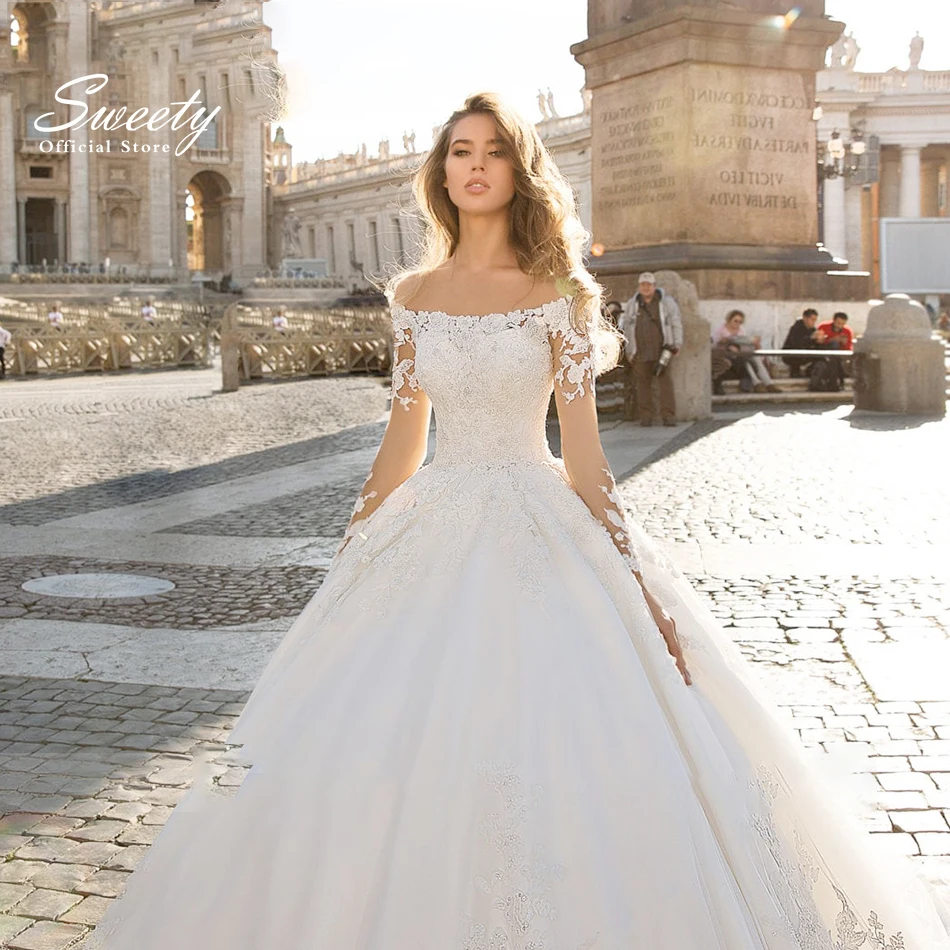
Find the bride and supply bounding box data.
[86,93,949,949]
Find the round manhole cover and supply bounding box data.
[22,573,176,599]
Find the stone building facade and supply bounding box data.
[271,55,950,299]
[816,32,950,292]
[270,106,595,288]
[0,0,280,278]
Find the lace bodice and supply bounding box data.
[392,299,572,466]
[343,296,641,574]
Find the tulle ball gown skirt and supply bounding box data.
[84,458,950,949]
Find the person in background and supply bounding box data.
[47,301,64,328]
[619,272,683,427]
[816,311,853,351]
[0,321,11,379]
[272,307,290,331]
[141,299,158,323]
[782,307,821,377]
[782,307,818,379]
[713,309,780,393]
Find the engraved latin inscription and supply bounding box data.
[596,96,677,212]
[689,83,812,214]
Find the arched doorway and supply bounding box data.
[185,170,231,273]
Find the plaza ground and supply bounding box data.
[0,367,948,948]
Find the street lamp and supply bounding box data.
[818,129,867,180]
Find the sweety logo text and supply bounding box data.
[33,74,222,157]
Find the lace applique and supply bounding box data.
[748,765,904,950]
[597,467,641,575]
[392,308,422,410]
[462,762,600,950]
[549,307,595,404]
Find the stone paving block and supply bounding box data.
[915,833,950,856]
[59,841,121,867]
[60,894,111,927]
[875,702,923,714]
[102,843,146,872]
[887,810,950,833]
[870,740,921,757]
[0,861,45,884]
[74,869,129,899]
[25,817,85,837]
[58,800,110,820]
[909,757,950,773]
[28,864,96,893]
[6,919,87,950]
[866,756,911,773]
[15,837,75,862]
[868,831,920,856]
[876,772,937,793]
[19,797,73,815]
[66,821,127,843]
[139,804,172,826]
[872,791,929,811]
[100,802,151,823]
[13,887,83,920]
[0,814,42,835]
[0,915,33,942]
[115,823,159,845]
[53,776,109,797]
[0,881,34,912]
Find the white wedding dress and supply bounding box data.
[87,297,950,949]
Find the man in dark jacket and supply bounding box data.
[782,308,820,377]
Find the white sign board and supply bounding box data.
[880,218,950,294]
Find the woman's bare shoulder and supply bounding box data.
[392,267,449,308]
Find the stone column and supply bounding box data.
[899,146,922,218]
[16,198,27,265]
[55,200,67,266]
[822,174,847,260]
[0,79,16,273]
[148,48,173,275]
[66,0,90,263]
[241,120,265,279]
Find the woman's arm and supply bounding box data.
[550,304,691,685]
[549,313,640,574]
[338,303,432,553]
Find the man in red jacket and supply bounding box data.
[816,312,853,350]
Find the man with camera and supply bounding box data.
[619,272,683,427]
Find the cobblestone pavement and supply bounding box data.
[0,557,323,629]
[0,369,389,510]
[0,373,948,947]
[622,408,950,545]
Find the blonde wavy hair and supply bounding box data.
[388,92,620,370]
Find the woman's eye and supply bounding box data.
[452,149,469,157]
[489,150,505,158]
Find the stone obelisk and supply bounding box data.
[573,0,848,300]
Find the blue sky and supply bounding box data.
[262,0,950,163]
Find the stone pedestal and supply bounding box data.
[220,304,240,393]
[656,270,711,421]
[853,295,945,417]
[574,2,844,284]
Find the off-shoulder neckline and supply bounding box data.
[391,295,571,321]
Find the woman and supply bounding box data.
[714,309,781,393]
[86,94,950,949]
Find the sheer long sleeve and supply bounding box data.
[338,306,431,552]
[548,301,642,575]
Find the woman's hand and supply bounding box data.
[637,579,692,686]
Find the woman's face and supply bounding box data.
[727,313,744,331]
[443,113,516,216]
